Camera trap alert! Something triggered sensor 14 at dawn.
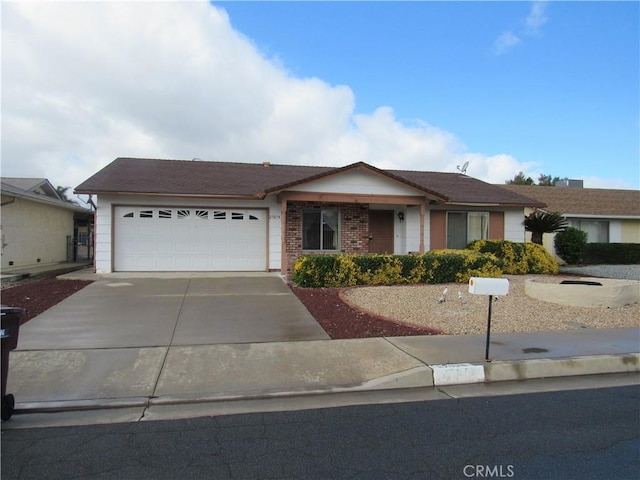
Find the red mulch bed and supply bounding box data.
[1,278,93,324]
[291,286,440,339]
[1,277,438,339]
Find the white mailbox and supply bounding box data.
[468,277,509,296]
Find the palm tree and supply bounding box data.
[56,186,73,203]
[524,210,568,245]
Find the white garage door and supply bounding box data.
[114,207,267,271]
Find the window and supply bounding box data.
[213,211,226,220]
[177,210,191,219]
[140,210,153,219]
[78,232,88,245]
[447,212,489,249]
[231,212,244,220]
[568,219,609,243]
[196,210,208,219]
[303,209,340,250]
[158,209,172,219]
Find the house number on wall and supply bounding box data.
[269,215,281,220]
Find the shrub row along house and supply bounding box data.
[75,158,546,275]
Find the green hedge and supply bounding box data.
[467,239,558,275]
[292,240,560,288]
[582,243,640,265]
[292,250,503,288]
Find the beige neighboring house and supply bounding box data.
[1,178,93,271]
[501,184,640,260]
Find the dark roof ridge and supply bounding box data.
[389,167,463,176]
[113,156,333,170]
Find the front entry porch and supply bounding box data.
[278,191,429,276]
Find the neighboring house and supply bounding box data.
[75,158,544,275]
[1,178,94,270]
[501,184,640,259]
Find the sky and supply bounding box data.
[1,0,638,201]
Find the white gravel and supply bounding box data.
[559,264,640,281]
[342,275,640,335]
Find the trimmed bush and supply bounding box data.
[292,251,503,288]
[582,243,640,265]
[554,227,587,265]
[468,239,558,275]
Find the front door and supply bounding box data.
[368,210,394,253]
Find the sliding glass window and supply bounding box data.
[303,210,340,250]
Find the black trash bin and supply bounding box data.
[1,306,25,421]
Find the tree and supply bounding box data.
[537,174,562,186]
[524,210,568,245]
[56,186,76,204]
[506,171,534,185]
[506,172,564,186]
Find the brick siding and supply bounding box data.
[285,201,370,275]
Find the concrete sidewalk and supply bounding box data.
[1,261,91,285]
[6,327,639,417]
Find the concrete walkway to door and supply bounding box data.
[16,273,330,350]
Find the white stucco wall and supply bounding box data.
[504,208,526,242]
[1,195,75,269]
[94,195,281,273]
[404,207,429,253]
[291,169,422,196]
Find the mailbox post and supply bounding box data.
[468,277,509,361]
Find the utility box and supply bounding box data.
[468,277,509,296]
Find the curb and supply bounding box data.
[431,353,640,386]
[11,353,639,416]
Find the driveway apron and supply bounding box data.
[7,275,329,406]
[173,277,330,345]
[16,276,329,350]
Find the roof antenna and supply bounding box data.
[457,161,469,174]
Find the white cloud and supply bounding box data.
[493,31,522,56]
[492,1,548,56]
[2,1,540,193]
[525,1,548,35]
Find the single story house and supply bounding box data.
[75,158,544,275]
[1,178,94,270]
[501,184,640,259]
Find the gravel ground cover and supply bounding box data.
[559,264,640,281]
[342,274,640,335]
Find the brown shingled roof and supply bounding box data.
[392,169,545,207]
[75,158,333,197]
[500,184,640,217]
[75,157,544,207]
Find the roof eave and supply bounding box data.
[76,190,264,201]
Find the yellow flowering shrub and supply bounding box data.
[468,239,558,275]
[293,240,556,288]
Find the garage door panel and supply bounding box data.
[114,207,267,272]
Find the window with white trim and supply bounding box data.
[568,219,609,243]
[447,212,489,249]
[303,209,340,251]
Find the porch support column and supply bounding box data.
[419,199,426,254]
[280,199,288,275]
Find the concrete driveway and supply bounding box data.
[17,275,330,350]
